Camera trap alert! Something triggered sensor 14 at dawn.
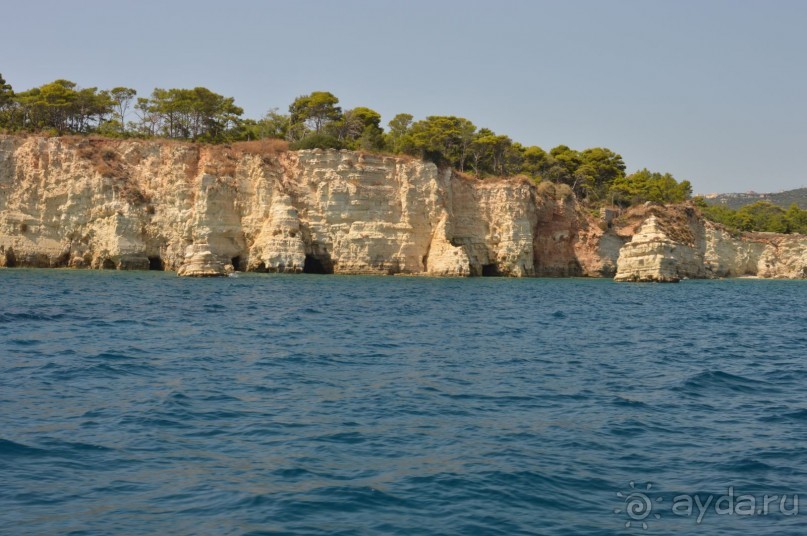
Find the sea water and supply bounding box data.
[1,270,806,535]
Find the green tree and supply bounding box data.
[186,87,243,141]
[257,108,290,139]
[0,74,12,110]
[518,145,550,181]
[352,107,385,150]
[405,115,477,169]
[544,145,581,187]
[11,79,113,134]
[468,128,495,176]
[141,87,243,141]
[504,142,528,178]
[109,87,137,134]
[456,118,478,172]
[132,97,159,137]
[470,131,513,176]
[72,87,113,132]
[16,80,77,132]
[385,113,413,153]
[610,168,691,206]
[785,203,807,234]
[700,201,807,234]
[0,74,14,130]
[738,201,787,232]
[229,108,291,141]
[329,106,384,150]
[288,91,342,137]
[290,132,344,150]
[574,147,626,200]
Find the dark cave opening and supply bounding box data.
[4,249,16,268]
[101,259,116,270]
[303,254,334,274]
[53,252,70,268]
[231,256,242,271]
[481,263,500,277]
[148,256,165,271]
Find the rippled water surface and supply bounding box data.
[1,270,806,535]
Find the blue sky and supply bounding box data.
[2,0,805,193]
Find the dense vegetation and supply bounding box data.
[0,74,692,207]
[694,199,807,234]
[701,188,807,211]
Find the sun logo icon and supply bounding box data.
[614,481,663,529]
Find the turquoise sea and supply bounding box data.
[1,270,806,535]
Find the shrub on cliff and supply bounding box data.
[289,133,343,150]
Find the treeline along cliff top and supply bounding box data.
[0,74,804,233]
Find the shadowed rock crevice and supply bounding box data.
[3,248,16,267]
[148,256,165,271]
[303,253,333,274]
[52,252,71,268]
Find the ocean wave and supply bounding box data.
[674,370,779,396]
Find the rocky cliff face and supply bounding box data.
[0,135,804,280]
[613,205,807,281]
[0,136,587,277]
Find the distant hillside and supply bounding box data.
[703,187,807,209]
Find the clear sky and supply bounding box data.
[2,0,805,193]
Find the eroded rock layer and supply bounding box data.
[0,137,578,277]
[614,205,807,281]
[0,136,804,280]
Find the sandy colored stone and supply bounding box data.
[615,209,807,282]
[176,243,228,277]
[0,135,804,281]
[614,216,699,282]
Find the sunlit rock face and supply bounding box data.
[613,207,807,282]
[614,215,704,282]
[0,137,564,277]
[1,135,804,280]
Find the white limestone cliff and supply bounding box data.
[0,136,567,277]
[614,215,704,282]
[614,207,807,282]
[0,135,804,280]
